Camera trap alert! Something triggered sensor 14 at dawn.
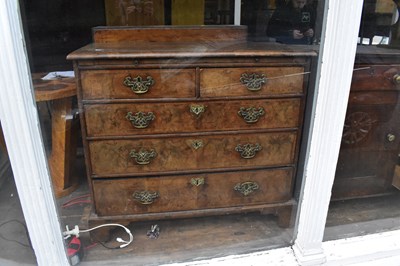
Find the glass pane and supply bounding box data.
[2,0,324,264]
[325,0,400,241]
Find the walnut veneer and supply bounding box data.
[67,26,316,240]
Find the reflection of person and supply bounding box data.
[267,0,316,44]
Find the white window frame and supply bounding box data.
[1,0,400,265]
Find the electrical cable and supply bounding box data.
[62,200,91,208]
[61,194,91,208]
[89,235,122,250]
[83,242,98,250]
[0,219,32,249]
[63,223,133,249]
[61,194,90,206]
[79,224,133,248]
[62,193,90,203]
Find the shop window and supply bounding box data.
[0,0,333,264]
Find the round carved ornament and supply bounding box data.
[342,111,374,145]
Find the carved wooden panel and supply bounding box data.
[105,0,165,26]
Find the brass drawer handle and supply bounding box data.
[393,74,400,85]
[123,75,155,94]
[129,148,157,165]
[126,111,155,129]
[190,177,205,186]
[240,73,267,91]
[235,143,262,159]
[387,133,396,142]
[132,190,159,204]
[238,107,265,123]
[234,181,259,196]
[190,104,206,118]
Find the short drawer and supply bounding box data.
[351,65,400,91]
[92,168,294,216]
[89,131,297,177]
[84,98,301,137]
[80,69,196,99]
[200,67,305,97]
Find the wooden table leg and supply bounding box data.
[48,96,79,198]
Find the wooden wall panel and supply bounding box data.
[105,0,165,26]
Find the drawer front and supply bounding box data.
[80,69,196,99]
[348,91,399,105]
[351,65,400,91]
[93,168,294,216]
[89,132,297,176]
[84,98,301,137]
[200,67,305,97]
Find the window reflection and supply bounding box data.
[359,0,400,45]
[266,0,316,44]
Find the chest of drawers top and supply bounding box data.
[67,26,316,62]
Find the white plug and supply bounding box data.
[63,225,80,238]
[116,227,133,248]
[116,237,129,248]
[116,237,129,243]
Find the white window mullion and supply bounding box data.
[0,1,69,265]
[234,0,241,25]
[293,0,365,265]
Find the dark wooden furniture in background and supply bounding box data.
[67,26,316,239]
[104,0,165,26]
[32,73,80,198]
[0,123,9,188]
[19,0,106,72]
[332,46,400,199]
[0,125,7,156]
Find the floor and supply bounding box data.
[0,167,36,266]
[1,158,400,266]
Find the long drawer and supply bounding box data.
[84,98,301,137]
[89,131,297,176]
[92,168,294,216]
[80,68,196,100]
[200,66,305,97]
[351,65,400,92]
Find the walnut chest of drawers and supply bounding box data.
[67,26,316,235]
